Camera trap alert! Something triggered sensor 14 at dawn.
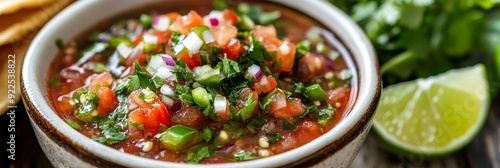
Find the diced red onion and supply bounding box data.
[214,95,227,114]
[202,30,215,43]
[116,43,132,58]
[247,64,262,80]
[161,54,176,67]
[326,62,335,70]
[161,95,174,108]
[171,101,182,112]
[153,15,170,32]
[160,84,176,97]
[183,32,204,53]
[209,18,219,26]
[218,144,234,151]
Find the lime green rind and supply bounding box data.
[373,64,490,159]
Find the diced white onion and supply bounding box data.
[214,95,227,114]
[160,84,176,97]
[272,91,287,110]
[247,64,262,79]
[202,30,215,43]
[116,43,132,58]
[161,95,174,108]
[183,32,204,53]
[155,66,176,81]
[146,55,167,74]
[143,33,158,45]
[153,15,170,32]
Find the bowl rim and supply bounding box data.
[21,0,380,167]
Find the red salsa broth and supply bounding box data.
[47,1,357,164]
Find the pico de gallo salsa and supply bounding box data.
[48,2,356,164]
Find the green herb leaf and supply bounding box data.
[233,151,258,161]
[55,38,64,50]
[221,56,241,78]
[282,118,296,130]
[202,127,213,142]
[266,132,281,144]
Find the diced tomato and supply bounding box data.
[255,25,277,37]
[170,10,203,35]
[274,41,296,72]
[269,89,287,113]
[222,9,239,24]
[87,72,119,116]
[223,38,245,60]
[252,75,278,94]
[177,51,202,69]
[171,104,205,129]
[164,12,180,20]
[215,98,231,121]
[156,31,172,44]
[124,47,147,67]
[128,90,171,133]
[95,87,119,116]
[211,23,238,46]
[270,96,305,119]
[294,119,323,145]
[88,72,113,90]
[133,32,145,46]
[239,88,259,102]
[285,98,305,116]
[297,53,326,83]
[326,87,350,108]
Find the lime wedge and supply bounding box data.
[373,64,490,158]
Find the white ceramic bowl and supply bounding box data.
[21,0,380,167]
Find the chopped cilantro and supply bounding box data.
[246,34,273,67]
[174,59,194,81]
[231,129,243,139]
[55,38,64,50]
[76,42,109,66]
[282,118,296,130]
[233,151,258,161]
[72,89,99,122]
[223,121,239,131]
[93,94,129,145]
[202,127,213,142]
[266,132,281,144]
[221,56,241,78]
[187,146,212,163]
[49,80,62,88]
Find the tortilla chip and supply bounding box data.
[0,31,34,116]
[0,0,73,46]
[0,0,53,15]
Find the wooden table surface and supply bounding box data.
[1,97,499,167]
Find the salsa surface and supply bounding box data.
[48,1,357,164]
